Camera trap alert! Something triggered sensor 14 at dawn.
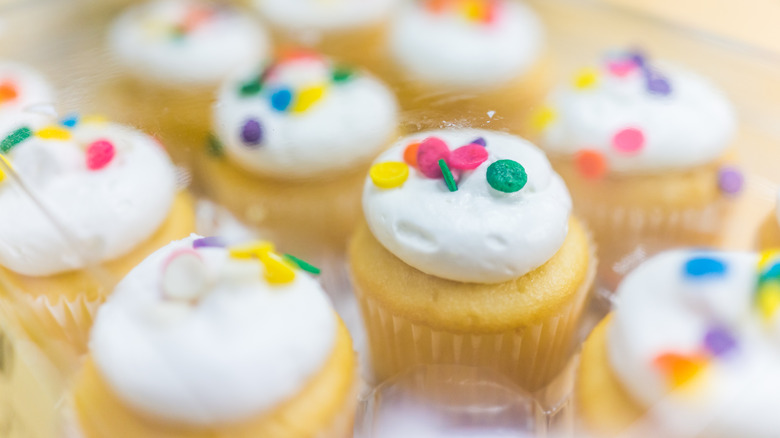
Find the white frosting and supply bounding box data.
[0,61,55,135]
[0,121,177,276]
[541,54,736,174]
[608,249,780,438]
[363,129,571,284]
[254,0,395,32]
[213,54,398,179]
[389,0,544,89]
[89,236,337,425]
[109,0,270,86]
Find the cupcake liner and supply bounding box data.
[355,227,597,394]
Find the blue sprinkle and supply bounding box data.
[61,114,79,128]
[471,137,487,147]
[684,256,727,279]
[270,89,293,112]
[760,262,780,283]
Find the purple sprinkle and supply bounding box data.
[646,74,672,96]
[718,166,744,196]
[703,326,738,357]
[241,119,263,147]
[471,137,487,147]
[193,236,226,249]
[628,50,646,67]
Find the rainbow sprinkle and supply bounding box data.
[0,81,18,105]
[370,161,410,189]
[486,159,526,193]
[424,0,498,25]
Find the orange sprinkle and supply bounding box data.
[426,0,450,13]
[182,5,214,32]
[654,353,707,389]
[575,149,607,180]
[403,142,421,168]
[0,82,18,103]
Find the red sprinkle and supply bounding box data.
[449,143,488,170]
[613,127,645,154]
[86,139,116,170]
[403,142,421,168]
[575,149,607,179]
[416,137,451,178]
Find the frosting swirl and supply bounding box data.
[389,0,544,89]
[109,0,270,86]
[213,51,398,179]
[362,129,571,283]
[538,50,736,175]
[0,119,176,276]
[609,249,780,438]
[90,236,337,425]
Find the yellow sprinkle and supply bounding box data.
[0,156,8,183]
[759,249,780,269]
[228,241,274,259]
[259,252,296,284]
[36,126,72,141]
[573,67,599,90]
[370,162,409,189]
[530,106,556,132]
[757,284,780,320]
[293,85,326,113]
[461,0,486,21]
[81,114,108,125]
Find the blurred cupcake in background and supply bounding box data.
[534,49,741,289]
[758,189,780,250]
[70,236,357,438]
[252,0,397,74]
[388,0,548,134]
[106,0,270,165]
[578,249,780,438]
[350,128,595,392]
[0,117,195,369]
[202,50,398,263]
[0,60,55,134]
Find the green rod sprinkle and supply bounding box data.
[438,159,458,192]
[206,134,224,157]
[284,254,321,275]
[0,127,32,154]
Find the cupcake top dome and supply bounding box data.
[109,0,270,86]
[253,0,396,32]
[0,117,176,276]
[608,249,780,438]
[89,236,337,425]
[389,0,544,89]
[537,49,736,177]
[363,129,572,284]
[0,61,55,134]
[213,51,398,180]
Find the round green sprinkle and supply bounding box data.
[206,134,224,158]
[486,160,527,193]
[1,127,32,154]
[332,67,354,83]
[438,159,458,192]
[239,77,263,97]
[283,254,321,275]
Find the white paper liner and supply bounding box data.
[355,226,597,393]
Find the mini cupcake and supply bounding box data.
[70,236,356,437]
[758,190,780,250]
[0,117,195,366]
[202,50,398,259]
[349,129,596,391]
[534,49,740,287]
[252,0,396,73]
[578,249,780,437]
[106,0,270,164]
[0,61,55,134]
[387,0,548,134]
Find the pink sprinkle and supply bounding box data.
[449,144,488,170]
[607,60,637,78]
[612,128,645,154]
[416,137,451,178]
[86,139,116,170]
